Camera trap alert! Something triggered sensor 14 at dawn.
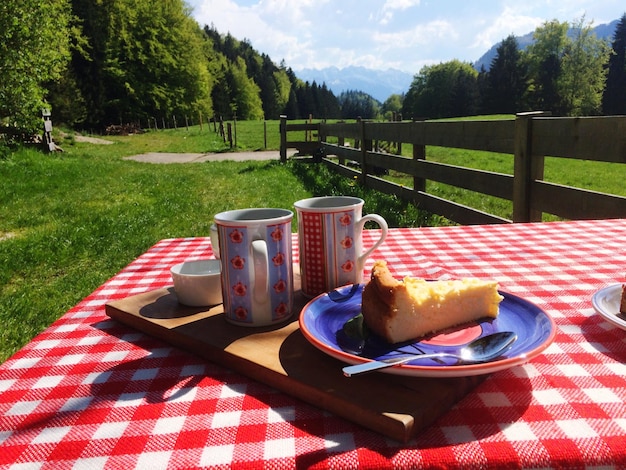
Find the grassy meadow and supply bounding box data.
[0,125,295,362]
[1,117,624,362]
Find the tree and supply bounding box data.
[525,17,609,116]
[525,20,569,114]
[297,82,317,118]
[72,0,213,128]
[402,60,478,119]
[283,67,301,118]
[211,63,233,119]
[484,35,529,114]
[273,68,292,117]
[381,94,404,120]
[602,13,626,115]
[46,68,88,128]
[227,57,264,120]
[0,0,74,131]
[559,17,610,115]
[284,88,299,119]
[450,66,480,116]
[315,83,341,119]
[338,90,379,119]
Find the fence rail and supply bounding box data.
[279,113,626,224]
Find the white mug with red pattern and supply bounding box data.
[294,196,388,297]
[213,208,293,327]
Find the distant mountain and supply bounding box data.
[295,19,620,101]
[473,19,619,71]
[295,66,413,103]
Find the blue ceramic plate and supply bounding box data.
[592,284,626,331]
[299,284,556,377]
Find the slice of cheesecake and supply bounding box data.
[361,260,503,343]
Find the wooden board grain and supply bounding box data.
[105,287,486,443]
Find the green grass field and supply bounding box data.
[0,125,295,362]
[0,118,623,362]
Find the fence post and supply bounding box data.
[41,109,56,152]
[359,119,371,186]
[280,115,287,163]
[396,112,402,154]
[412,119,426,194]
[319,122,328,163]
[219,117,225,142]
[513,111,546,223]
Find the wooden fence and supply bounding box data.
[279,113,626,224]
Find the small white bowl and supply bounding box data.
[170,259,222,307]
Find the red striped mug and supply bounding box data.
[294,196,388,297]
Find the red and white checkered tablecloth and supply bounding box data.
[2,219,626,469]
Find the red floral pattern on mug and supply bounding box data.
[340,236,353,249]
[271,227,283,241]
[230,255,245,270]
[339,213,352,226]
[341,259,354,273]
[273,279,287,293]
[232,281,247,296]
[234,306,248,320]
[229,229,244,243]
[274,302,289,318]
[272,252,285,266]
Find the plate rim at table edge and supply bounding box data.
[298,284,557,378]
[592,283,626,331]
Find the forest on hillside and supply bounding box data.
[2,0,626,138]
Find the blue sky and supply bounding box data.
[186,0,625,73]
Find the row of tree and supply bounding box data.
[402,16,626,119]
[2,2,626,135]
[1,0,344,133]
[205,27,342,122]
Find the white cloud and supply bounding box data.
[470,6,543,52]
[187,0,625,73]
[383,0,422,10]
[378,0,421,25]
[373,20,457,49]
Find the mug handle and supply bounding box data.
[356,214,388,261]
[251,240,269,304]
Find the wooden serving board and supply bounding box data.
[105,286,486,443]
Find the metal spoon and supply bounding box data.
[342,331,517,377]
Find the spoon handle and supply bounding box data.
[342,353,448,376]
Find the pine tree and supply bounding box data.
[485,35,528,114]
[602,13,626,115]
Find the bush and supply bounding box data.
[287,160,435,228]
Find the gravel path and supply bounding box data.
[123,150,282,164]
[71,133,283,162]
